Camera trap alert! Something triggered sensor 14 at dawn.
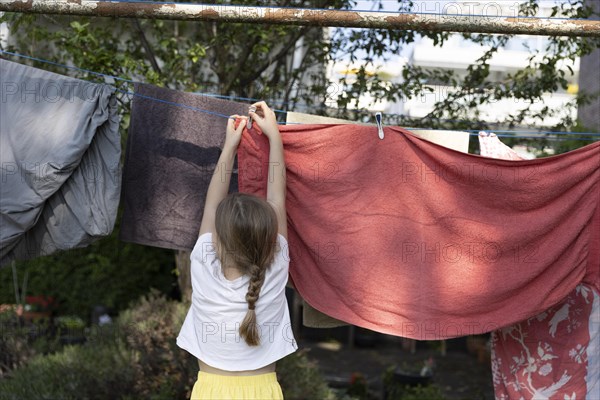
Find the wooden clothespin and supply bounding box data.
[375,112,384,140]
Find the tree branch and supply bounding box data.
[239,27,311,88]
[221,35,261,94]
[131,18,162,76]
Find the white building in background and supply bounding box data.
[328,2,580,129]
[397,34,579,126]
[0,14,7,49]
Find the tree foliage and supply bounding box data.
[2,0,597,130]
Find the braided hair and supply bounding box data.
[215,193,278,346]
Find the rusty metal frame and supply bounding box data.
[0,0,599,37]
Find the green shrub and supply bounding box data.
[117,289,197,399]
[347,372,369,398]
[0,341,136,400]
[0,291,194,400]
[382,365,445,400]
[277,349,336,400]
[0,311,61,377]
[395,385,445,400]
[1,291,339,400]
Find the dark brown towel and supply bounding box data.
[120,83,248,250]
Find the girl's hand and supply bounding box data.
[224,115,247,150]
[249,101,280,141]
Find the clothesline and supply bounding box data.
[201,92,600,138]
[1,49,598,141]
[1,49,595,135]
[2,50,590,133]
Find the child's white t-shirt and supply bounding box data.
[176,232,298,371]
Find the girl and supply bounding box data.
[177,102,297,400]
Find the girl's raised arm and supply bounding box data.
[198,115,247,236]
[249,102,287,240]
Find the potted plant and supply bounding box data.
[22,295,55,322]
[56,315,87,345]
[382,358,436,400]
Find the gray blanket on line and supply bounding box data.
[0,59,121,266]
[119,83,248,251]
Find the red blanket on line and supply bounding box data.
[238,124,600,339]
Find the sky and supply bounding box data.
[333,0,565,66]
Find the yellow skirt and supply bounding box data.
[190,371,284,400]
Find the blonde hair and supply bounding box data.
[215,193,278,346]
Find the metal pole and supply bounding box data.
[0,0,599,37]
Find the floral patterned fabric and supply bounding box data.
[479,132,600,399]
[478,131,524,160]
[491,284,599,399]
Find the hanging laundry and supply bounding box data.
[478,132,600,399]
[478,131,525,160]
[286,112,471,329]
[287,112,356,328]
[0,59,121,266]
[408,129,470,153]
[491,280,600,399]
[286,111,352,125]
[119,84,248,250]
[238,123,600,339]
[286,111,471,152]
